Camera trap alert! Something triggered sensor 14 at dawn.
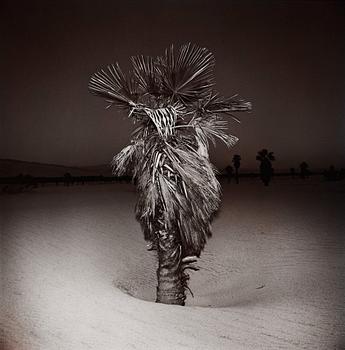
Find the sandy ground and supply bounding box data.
[1,178,345,349]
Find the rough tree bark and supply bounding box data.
[155,230,186,306]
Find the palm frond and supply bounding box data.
[200,93,252,120]
[89,63,138,109]
[268,152,275,161]
[111,142,140,176]
[158,43,215,104]
[195,117,239,148]
[256,149,275,162]
[131,55,161,96]
[133,137,221,256]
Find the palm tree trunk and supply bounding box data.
[156,230,186,305]
[235,168,239,184]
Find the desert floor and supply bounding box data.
[2,177,345,349]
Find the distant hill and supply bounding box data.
[78,164,113,177]
[0,159,112,177]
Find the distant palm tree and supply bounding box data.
[89,43,251,305]
[232,154,241,184]
[256,149,275,186]
[299,161,309,179]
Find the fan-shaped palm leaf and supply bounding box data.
[89,63,138,109]
[157,43,215,104]
[131,55,161,96]
[193,116,239,148]
[200,92,251,123]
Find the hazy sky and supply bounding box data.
[2,0,345,170]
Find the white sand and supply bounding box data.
[1,178,345,349]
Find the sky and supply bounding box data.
[2,0,345,171]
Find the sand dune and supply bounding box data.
[2,178,345,349]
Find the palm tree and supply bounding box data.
[232,154,241,184]
[299,161,309,179]
[89,43,251,305]
[256,149,275,186]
